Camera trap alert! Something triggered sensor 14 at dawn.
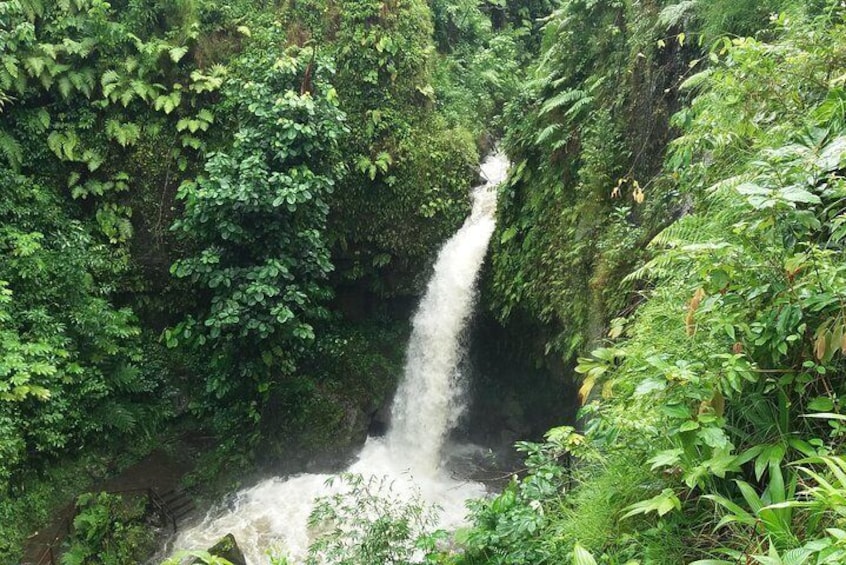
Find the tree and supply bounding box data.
[168,43,347,439]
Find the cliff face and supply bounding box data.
[482,1,700,371]
[454,3,846,564]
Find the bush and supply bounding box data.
[63,492,155,565]
[306,473,443,565]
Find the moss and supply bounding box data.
[485,0,697,365]
[204,533,247,565]
[256,319,408,465]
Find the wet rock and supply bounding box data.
[478,131,497,155]
[196,533,246,565]
[369,402,392,437]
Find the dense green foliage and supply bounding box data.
[12,0,846,563]
[62,491,155,565]
[0,0,520,561]
[485,0,812,359]
[0,1,235,556]
[487,0,697,358]
[317,0,482,294]
[445,2,846,563]
[0,175,161,488]
[167,39,346,443]
[263,1,846,564]
[0,5,195,557]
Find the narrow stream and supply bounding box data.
[167,153,509,564]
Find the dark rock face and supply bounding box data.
[201,533,247,565]
[457,311,580,460]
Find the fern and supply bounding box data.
[0,128,23,169]
[111,363,144,393]
[132,78,158,101]
[679,68,714,92]
[624,252,679,283]
[658,1,699,29]
[168,45,189,63]
[47,130,80,160]
[100,68,119,86]
[24,56,47,78]
[57,76,72,98]
[69,68,96,97]
[651,214,714,248]
[18,0,46,19]
[540,88,587,116]
[96,402,137,432]
[705,173,752,199]
[627,205,741,283]
[535,123,562,146]
[0,54,24,94]
[624,240,735,283]
[565,95,594,120]
[23,108,50,132]
[154,90,182,114]
[105,119,141,147]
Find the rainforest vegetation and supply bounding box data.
[3,0,846,563]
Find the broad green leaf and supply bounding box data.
[572,543,597,565]
[778,185,821,205]
[169,46,189,63]
[648,449,683,470]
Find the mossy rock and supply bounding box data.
[195,533,246,565]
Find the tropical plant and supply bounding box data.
[452,2,846,563]
[167,40,347,444]
[307,473,444,565]
[62,491,155,565]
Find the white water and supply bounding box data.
[169,153,509,564]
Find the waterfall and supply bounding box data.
[388,153,505,474]
[168,152,509,564]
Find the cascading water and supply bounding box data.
[388,152,504,475]
[168,153,509,564]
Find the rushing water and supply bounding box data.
[168,153,509,564]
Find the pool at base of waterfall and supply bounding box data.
[166,437,488,564]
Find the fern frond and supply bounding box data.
[651,215,713,247]
[625,240,735,283]
[535,124,562,146]
[111,363,144,392]
[624,252,679,283]
[627,204,741,283]
[101,69,120,87]
[706,173,750,196]
[18,0,46,19]
[0,128,23,170]
[565,95,594,120]
[540,88,587,116]
[658,0,699,29]
[99,402,137,432]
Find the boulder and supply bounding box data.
[193,533,247,565]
